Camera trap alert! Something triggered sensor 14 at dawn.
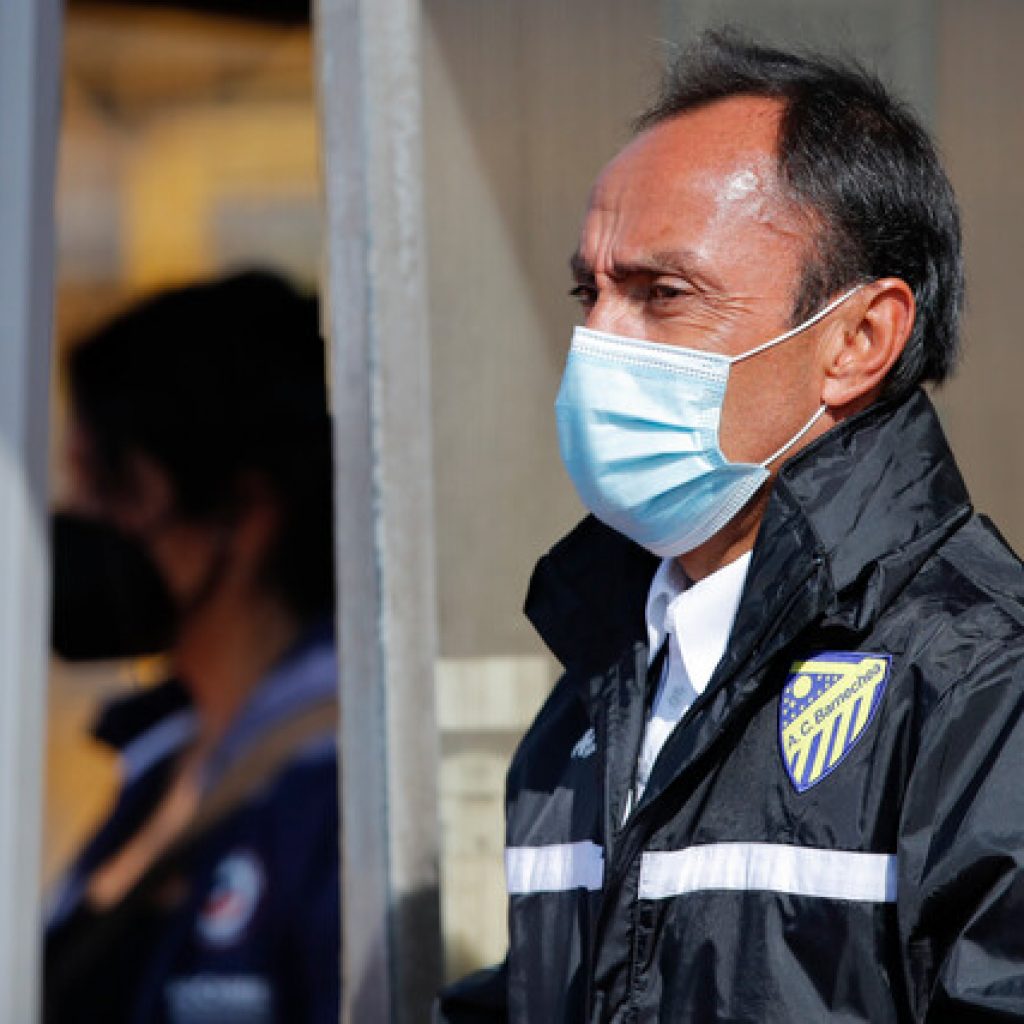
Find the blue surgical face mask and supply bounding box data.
[555,286,861,557]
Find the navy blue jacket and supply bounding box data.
[45,625,340,1024]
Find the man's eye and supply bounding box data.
[649,283,687,302]
[569,284,597,307]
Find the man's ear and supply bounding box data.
[819,278,915,412]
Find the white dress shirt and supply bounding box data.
[631,550,752,809]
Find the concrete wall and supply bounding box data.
[935,0,1024,551]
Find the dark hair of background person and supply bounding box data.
[68,269,335,620]
[634,31,964,401]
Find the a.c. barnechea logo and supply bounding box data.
[780,652,891,793]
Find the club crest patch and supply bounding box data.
[197,849,264,947]
[780,652,891,793]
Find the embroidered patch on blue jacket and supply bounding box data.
[779,653,891,793]
[197,849,265,947]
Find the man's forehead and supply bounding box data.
[595,99,784,203]
[605,95,784,176]
[578,96,803,269]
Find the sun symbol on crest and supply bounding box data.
[792,675,813,700]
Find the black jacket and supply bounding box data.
[438,389,1024,1023]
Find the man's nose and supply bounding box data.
[586,294,637,337]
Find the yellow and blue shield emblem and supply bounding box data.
[780,652,891,793]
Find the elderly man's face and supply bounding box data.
[572,95,828,468]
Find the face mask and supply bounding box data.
[51,512,177,661]
[555,286,861,557]
[50,512,232,661]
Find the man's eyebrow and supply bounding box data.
[640,249,706,276]
[569,248,712,283]
[569,251,592,280]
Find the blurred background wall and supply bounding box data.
[46,0,1023,985]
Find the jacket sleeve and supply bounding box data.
[899,659,1024,1022]
[434,959,508,1023]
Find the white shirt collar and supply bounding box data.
[644,550,752,695]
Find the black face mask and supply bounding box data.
[51,512,177,661]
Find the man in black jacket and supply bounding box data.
[438,33,1024,1023]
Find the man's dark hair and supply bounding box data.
[635,32,963,398]
[69,269,335,620]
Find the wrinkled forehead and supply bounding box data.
[597,95,786,199]
[580,97,807,265]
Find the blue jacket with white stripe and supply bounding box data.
[45,624,339,1024]
[438,389,1024,1023]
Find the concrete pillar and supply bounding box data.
[316,0,442,1020]
[0,0,62,1018]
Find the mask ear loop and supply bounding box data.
[728,284,864,366]
[759,404,829,469]
[728,284,864,469]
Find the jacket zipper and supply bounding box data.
[613,559,825,1020]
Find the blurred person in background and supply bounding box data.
[45,270,339,1024]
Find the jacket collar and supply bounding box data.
[768,387,971,628]
[527,388,972,675]
[524,515,658,678]
[92,619,336,777]
[92,678,192,752]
